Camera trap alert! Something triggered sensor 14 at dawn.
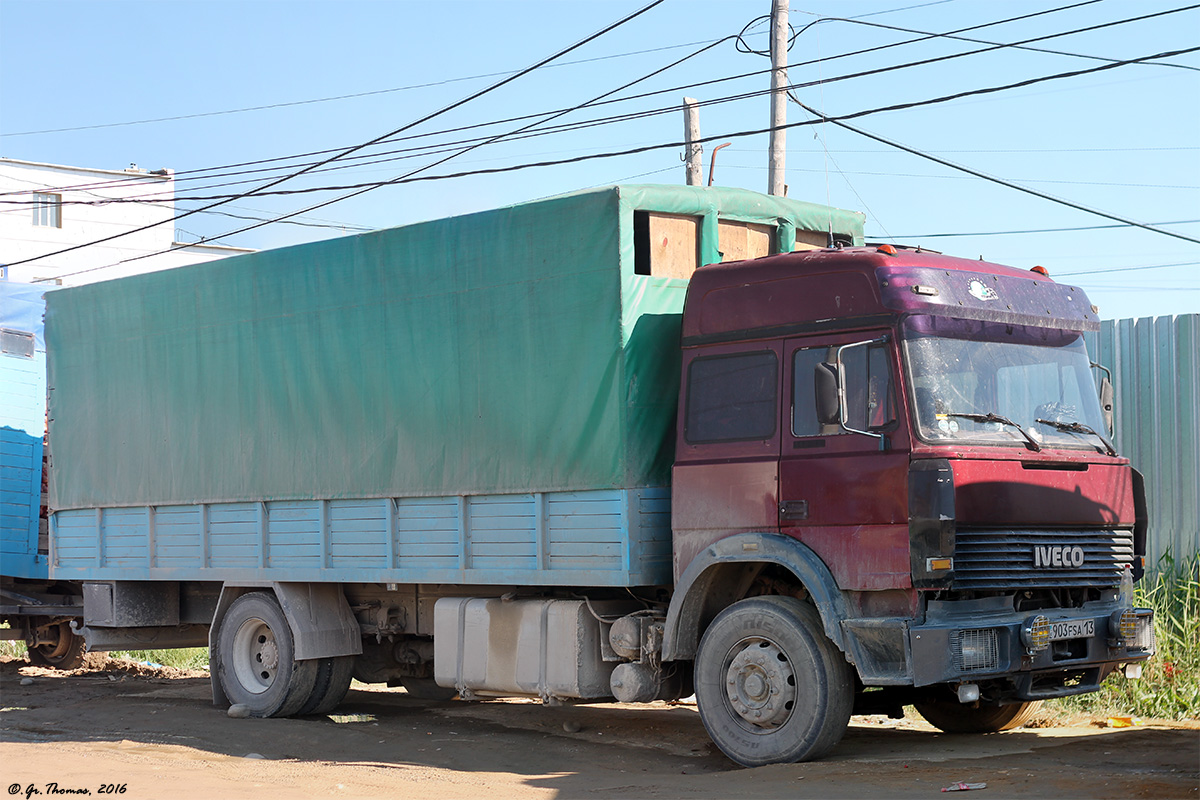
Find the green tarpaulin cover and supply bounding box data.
[47,185,863,510]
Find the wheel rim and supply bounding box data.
[231,616,280,694]
[723,636,796,732]
[36,623,73,663]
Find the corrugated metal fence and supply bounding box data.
[1086,314,1199,573]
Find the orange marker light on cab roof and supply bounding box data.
[1031,265,1049,276]
[877,244,898,255]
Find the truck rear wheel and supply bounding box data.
[298,655,355,716]
[914,698,1042,733]
[216,592,318,717]
[694,596,854,766]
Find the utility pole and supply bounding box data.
[683,97,702,186]
[767,0,788,196]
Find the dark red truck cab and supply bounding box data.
[662,246,1153,765]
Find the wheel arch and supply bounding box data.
[662,532,851,662]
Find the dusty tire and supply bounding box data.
[400,677,458,701]
[216,592,319,718]
[299,655,356,716]
[695,596,854,766]
[26,621,104,670]
[914,698,1042,733]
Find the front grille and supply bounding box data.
[954,528,1134,590]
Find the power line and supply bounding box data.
[38,39,1200,284]
[14,0,668,275]
[787,82,1200,245]
[2,35,715,138]
[791,4,1200,73]
[13,39,1200,216]
[0,168,374,231]
[199,208,373,233]
[844,0,964,19]
[1055,260,1200,277]
[873,220,1200,239]
[6,0,1166,200]
[21,11,1200,277]
[122,43,1200,210]
[94,10,733,271]
[20,44,1200,215]
[737,146,1200,154]
[713,163,1198,190]
[1,0,1054,143]
[17,132,1195,212]
[11,136,1193,205]
[1087,286,1200,291]
[14,4,1199,210]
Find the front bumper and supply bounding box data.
[908,595,1153,698]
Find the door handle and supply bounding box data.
[779,500,809,521]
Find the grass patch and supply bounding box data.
[107,648,210,670]
[1049,552,1200,720]
[0,638,209,671]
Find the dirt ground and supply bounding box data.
[0,656,1196,800]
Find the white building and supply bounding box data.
[0,157,253,286]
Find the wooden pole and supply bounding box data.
[683,97,702,186]
[768,0,788,196]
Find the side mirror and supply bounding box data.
[814,362,840,425]
[1099,374,1114,437]
[1091,361,1114,437]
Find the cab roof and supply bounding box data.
[681,247,1097,345]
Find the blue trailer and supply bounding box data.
[0,281,93,667]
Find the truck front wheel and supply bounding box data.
[216,592,319,717]
[914,698,1042,733]
[694,596,854,766]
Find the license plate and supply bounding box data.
[1050,619,1095,641]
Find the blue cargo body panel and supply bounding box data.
[50,488,672,586]
[1,427,45,578]
[1,281,48,580]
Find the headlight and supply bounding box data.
[1021,615,1051,652]
[1109,608,1138,644]
[1131,609,1155,652]
[955,628,999,671]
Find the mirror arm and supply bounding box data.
[1091,361,1115,438]
[834,334,891,442]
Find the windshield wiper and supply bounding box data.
[945,412,1042,452]
[1035,418,1117,456]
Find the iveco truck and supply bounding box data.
[5,185,1153,766]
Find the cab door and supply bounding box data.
[671,342,783,581]
[778,332,912,590]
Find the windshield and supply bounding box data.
[901,315,1110,452]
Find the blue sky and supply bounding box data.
[2,0,1197,320]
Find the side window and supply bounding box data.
[791,347,829,436]
[685,351,778,443]
[843,343,896,431]
[792,342,895,437]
